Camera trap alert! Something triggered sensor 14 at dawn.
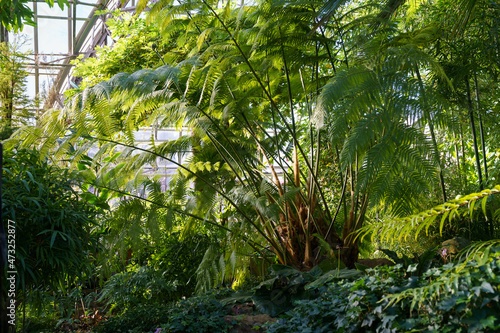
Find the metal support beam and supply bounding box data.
[19,0,134,109]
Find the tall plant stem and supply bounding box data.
[465,75,483,190]
[473,72,488,181]
[459,124,467,186]
[473,72,493,235]
[336,146,348,225]
[323,169,348,243]
[415,66,447,202]
[454,141,461,175]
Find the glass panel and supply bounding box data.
[37,18,68,54]
[76,20,85,34]
[12,33,34,54]
[25,76,36,100]
[76,3,95,18]
[40,75,57,96]
[157,130,182,141]
[38,2,67,17]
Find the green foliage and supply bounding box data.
[160,293,232,333]
[1,147,101,290]
[70,11,169,90]
[379,247,439,276]
[97,289,234,333]
[150,232,219,297]
[0,0,67,32]
[0,40,33,137]
[268,249,500,332]
[99,266,179,314]
[361,186,500,243]
[97,231,220,316]
[10,0,500,301]
[249,264,360,317]
[95,302,172,333]
[216,263,360,317]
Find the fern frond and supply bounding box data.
[360,186,500,243]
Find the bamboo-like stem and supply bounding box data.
[465,75,483,191]
[473,72,488,181]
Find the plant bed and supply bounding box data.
[268,248,500,332]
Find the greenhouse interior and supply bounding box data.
[1,0,500,332]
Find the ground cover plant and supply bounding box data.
[89,245,500,332]
[268,248,500,333]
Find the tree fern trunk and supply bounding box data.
[0,24,7,43]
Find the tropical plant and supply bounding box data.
[268,253,500,332]
[1,147,101,300]
[0,40,33,140]
[99,265,179,314]
[220,263,361,317]
[96,288,235,333]
[0,0,68,33]
[11,0,459,281]
[69,10,170,90]
[360,186,500,244]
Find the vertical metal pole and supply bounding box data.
[68,0,73,55]
[73,0,77,54]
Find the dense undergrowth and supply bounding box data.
[21,246,500,333]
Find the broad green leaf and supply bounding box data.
[439,210,450,235]
[470,199,476,221]
[305,269,361,290]
[481,196,488,220]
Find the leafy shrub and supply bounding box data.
[1,148,101,290]
[268,249,500,332]
[99,265,178,313]
[160,294,232,333]
[96,289,234,333]
[149,232,218,297]
[95,302,172,333]
[250,264,360,317]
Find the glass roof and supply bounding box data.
[14,0,137,108]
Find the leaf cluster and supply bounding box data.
[98,265,179,314]
[96,289,234,333]
[2,147,101,290]
[268,250,500,332]
[361,186,500,243]
[0,0,67,32]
